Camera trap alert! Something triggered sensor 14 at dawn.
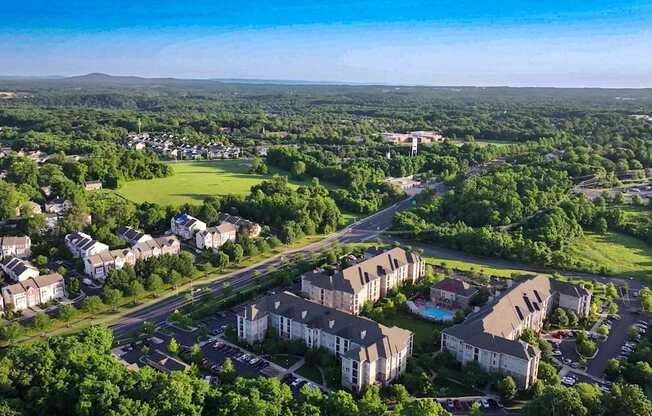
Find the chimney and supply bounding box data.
[329,319,335,329]
[301,310,307,319]
[274,301,280,310]
[361,330,367,340]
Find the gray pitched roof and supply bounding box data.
[302,247,421,294]
[243,292,412,361]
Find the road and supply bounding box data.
[110,193,419,337]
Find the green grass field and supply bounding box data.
[116,160,312,206]
[566,231,652,280]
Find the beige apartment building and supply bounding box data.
[301,247,425,315]
[238,292,413,391]
[441,275,591,388]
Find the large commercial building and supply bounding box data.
[301,247,425,315]
[441,275,591,389]
[237,292,413,391]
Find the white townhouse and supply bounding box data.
[115,226,153,246]
[195,223,237,250]
[0,257,39,282]
[170,213,206,240]
[301,247,425,315]
[441,275,591,389]
[217,213,262,238]
[65,232,109,258]
[2,273,66,312]
[84,249,137,280]
[238,292,413,391]
[0,236,32,259]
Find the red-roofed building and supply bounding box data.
[430,277,479,309]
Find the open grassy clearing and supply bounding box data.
[115,159,319,206]
[372,309,445,349]
[565,231,652,280]
[423,255,536,279]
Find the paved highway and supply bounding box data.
[110,193,419,337]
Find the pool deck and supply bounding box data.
[407,300,456,322]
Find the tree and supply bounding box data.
[146,274,164,294]
[498,376,518,401]
[525,386,587,416]
[102,287,123,311]
[538,361,560,386]
[291,160,306,178]
[357,385,386,416]
[190,344,202,363]
[470,402,482,416]
[628,325,640,340]
[574,383,603,416]
[82,296,104,314]
[58,304,77,323]
[604,383,652,416]
[167,338,179,355]
[249,158,268,175]
[605,358,621,381]
[606,282,618,299]
[608,301,619,316]
[221,357,236,384]
[211,251,230,269]
[400,399,451,416]
[324,390,359,416]
[386,383,410,405]
[128,280,145,304]
[0,322,23,345]
[595,217,608,234]
[141,320,155,336]
[597,324,610,337]
[551,308,569,328]
[578,339,597,357]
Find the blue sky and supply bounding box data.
[2,1,652,87]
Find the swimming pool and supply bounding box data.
[419,306,455,321]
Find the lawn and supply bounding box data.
[296,363,323,384]
[116,160,314,206]
[423,255,535,279]
[374,309,447,349]
[565,231,652,280]
[267,354,302,368]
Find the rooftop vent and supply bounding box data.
[274,301,280,310]
[329,319,335,329]
[360,330,367,340]
[301,310,307,319]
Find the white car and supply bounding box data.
[480,399,490,408]
[551,350,562,356]
[249,357,259,365]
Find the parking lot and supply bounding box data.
[436,397,510,415]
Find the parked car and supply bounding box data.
[551,350,562,356]
[480,399,490,408]
[446,400,454,410]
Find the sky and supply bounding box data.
[2,1,652,87]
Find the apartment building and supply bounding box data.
[170,213,206,240]
[195,223,237,250]
[132,236,181,260]
[441,275,591,388]
[0,257,39,282]
[237,292,413,391]
[301,247,425,315]
[0,236,31,259]
[1,273,66,312]
[65,232,109,258]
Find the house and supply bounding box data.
[0,257,39,282]
[441,275,591,389]
[1,273,66,312]
[84,180,103,191]
[430,277,480,309]
[44,198,72,214]
[170,213,206,240]
[195,223,237,250]
[146,349,191,373]
[0,236,32,259]
[65,232,110,258]
[217,213,261,238]
[84,249,136,280]
[132,236,181,260]
[238,292,413,391]
[116,226,153,246]
[301,247,426,315]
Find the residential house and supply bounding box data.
[0,236,32,259]
[116,226,153,246]
[195,223,237,250]
[1,273,66,312]
[382,131,444,145]
[430,277,480,309]
[132,236,181,260]
[238,292,413,391]
[44,198,73,214]
[84,249,136,280]
[65,232,110,258]
[441,275,591,389]
[301,247,426,315]
[217,213,261,238]
[84,180,103,191]
[0,257,39,282]
[170,213,206,240]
